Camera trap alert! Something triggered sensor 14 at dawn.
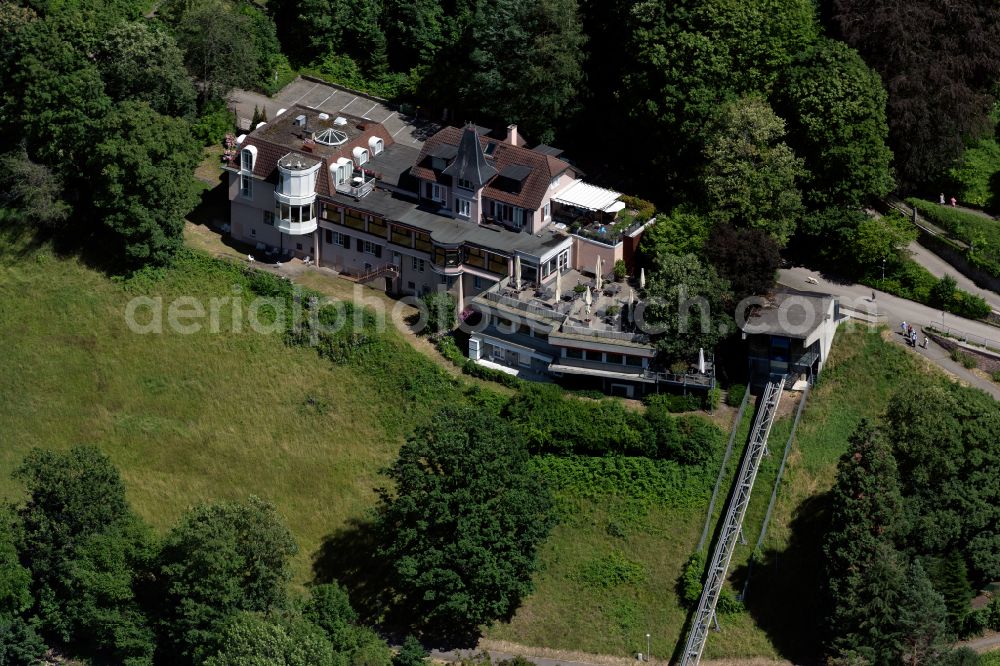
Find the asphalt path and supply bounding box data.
[779,267,1000,400]
[906,240,1000,312]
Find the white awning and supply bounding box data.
[553,181,622,212]
[604,200,626,213]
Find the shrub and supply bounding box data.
[620,195,656,222]
[707,387,721,411]
[645,393,701,414]
[948,137,1000,210]
[678,551,706,606]
[393,636,428,666]
[950,349,978,369]
[613,259,627,281]
[192,99,234,146]
[419,291,456,335]
[726,384,747,406]
[992,371,1000,383]
[670,415,723,465]
[907,197,1000,278]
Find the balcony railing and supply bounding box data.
[479,290,566,321]
[335,173,375,199]
[557,323,650,344]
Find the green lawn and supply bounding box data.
[1,219,955,661]
[0,225,456,585]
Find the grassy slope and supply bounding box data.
[0,228,448,585]
[705,324,937,661]
[1,216,950,660]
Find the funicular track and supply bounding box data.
[679,376,784,666]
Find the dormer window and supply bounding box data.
[484,142,498,157]
[353,146,369,166]
[240,146,257,172]
[368,136,384,156]
[457,178,473,190]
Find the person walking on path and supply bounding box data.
[940,193,946,204]
[922,336,928,348]
[951,196,958,207]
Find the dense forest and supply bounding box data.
[823,382,1000,664]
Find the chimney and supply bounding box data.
[506,124,518,146]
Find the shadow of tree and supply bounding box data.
[312,517,395,627]
[312,517,485,650]
[731,491,833,664]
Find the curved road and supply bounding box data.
[778,267,1000,400]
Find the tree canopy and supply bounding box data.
[702,97,806,245]
[774,37,894,208]
[831,0,1000,189]
[375,406,555,638]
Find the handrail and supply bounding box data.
[556,323,650,343]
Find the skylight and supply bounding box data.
[314,127,348,146]
[484,142,498,157]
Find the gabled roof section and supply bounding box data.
[441,125,498,187]
[411,125,578,210]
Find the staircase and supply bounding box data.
[680,376,784,666]
[343,264,400,283]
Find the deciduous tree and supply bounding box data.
[95,21,197,118]
[774,37,894,207]
[158,497,298,664]
[640,252,733,361]
[831,0,1000,189]
[703,224,780,301]
[702,97,806,245]
[89,100,202,267]
[375,406,555,638]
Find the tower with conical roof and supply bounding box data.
[442,124,497,224]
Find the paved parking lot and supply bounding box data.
[228,78,440,148]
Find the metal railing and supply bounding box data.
[479,290,566,321]
[681,376,783,666]
[923,323,1000,354]
[335,174,376,199]
[557,323,650,343]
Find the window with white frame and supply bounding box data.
[542,201,551,220]
[456,198,471,218]
[411,257,425,272]
[241,148,254,172]
[457,178,473,190]
[336,164,351,185]
[431,183,443,201]
[362,240,381,256]
[557,249,569,271]
[240,174,252,198]
[357,149,369,165]
[275,202,314,224]
[370,138,384,155]
[331,231,346,247]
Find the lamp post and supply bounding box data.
[881,257,886,282]
[646,634,651,662]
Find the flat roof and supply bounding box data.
[740,289,835,340]
[365,143,419,188]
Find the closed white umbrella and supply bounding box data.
[629,288,635,319]
[595,256,603,291]
[584,285,592,315]
[640,267,646,290]
[698,348,706,374]
[514,255,522,290]
[555,267,562,302]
